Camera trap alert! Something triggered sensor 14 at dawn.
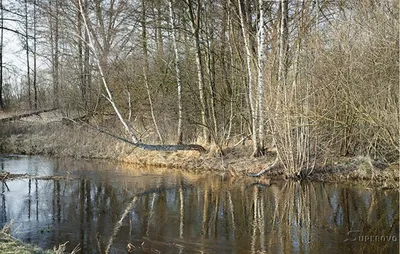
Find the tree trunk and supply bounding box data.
[156,0,164,58]
[169,0,183,145]
[222,0,234,143]
[52,0,60,108]
[0,0,4,110]
[77,0,85,106]
[141,0,163,144]
[278,0,288,86]
[256,0,266,155]
[0,108,57,123]
[33,0,37,109]
[238,0,257,155]
[25,0,32,109]
[203,4,218,142]
[206,39,218,142]
[83,0,90,108]
[77,0,206,154]
[187,0,209,143]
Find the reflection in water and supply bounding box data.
[0,156,398,253]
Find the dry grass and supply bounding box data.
[0,228,54,254]
[0,227,79,254]
[0,120,398,189]
[310,156,399,188]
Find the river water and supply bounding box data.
[0,155,398,253]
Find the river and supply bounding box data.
[0,155,398,253]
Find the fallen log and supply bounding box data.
[0,108,57,123]
[94,124,207,154]
[63,117,207,154]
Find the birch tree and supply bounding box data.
[0,0,4,109]
[186,0,209,143]
[76,0,206,153]
[141,0,163,143]
[169,0,183,145]
[49,0,60,108]
[203,1,218,141]
[76,0,84,105]
[256,0,266,156]
[33,0,37,109]
[24,0,31,109]
[237,0,257,155]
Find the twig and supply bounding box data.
[233,135,251,147]
[247,156,280,177]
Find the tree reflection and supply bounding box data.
[1,161,398,254]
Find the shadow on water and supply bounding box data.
[0,156,398,253]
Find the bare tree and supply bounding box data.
[141,0,163,143]
[169,0,183,144]
[203,1,218,141]
[186,0,209,143]
[33,0,37,109]
[76,0,206,153]
[49,0,60,108]
[0,0,4,109]
[237,0,257,155]
[256,0,266,156]
[24,0,31,109]
[3,0,397,174]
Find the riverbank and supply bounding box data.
[0,229,53,254]
[0,230,78,253]
[0,120,398,189]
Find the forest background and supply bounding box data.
[0,0,398,179]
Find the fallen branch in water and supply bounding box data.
[0,172,74,182]
[0,172,27,181]
[247,156,280,177]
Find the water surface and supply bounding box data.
[0,156,398,253]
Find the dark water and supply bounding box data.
[0,156,398,254]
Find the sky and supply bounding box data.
[2,0,48,96]
[2,0,29,80]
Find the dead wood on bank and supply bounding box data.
[95,125,207,153]
[0,108,57,123]
[63,117,207,154]
[247,156,280,177]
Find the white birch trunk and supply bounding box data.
[187,0,208,142]
[237,0,258,155]
[77,0,206,153]
[257,0,266,154]
[278,0,288,87]
[169,0,183,144]
[78,0,139,143]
